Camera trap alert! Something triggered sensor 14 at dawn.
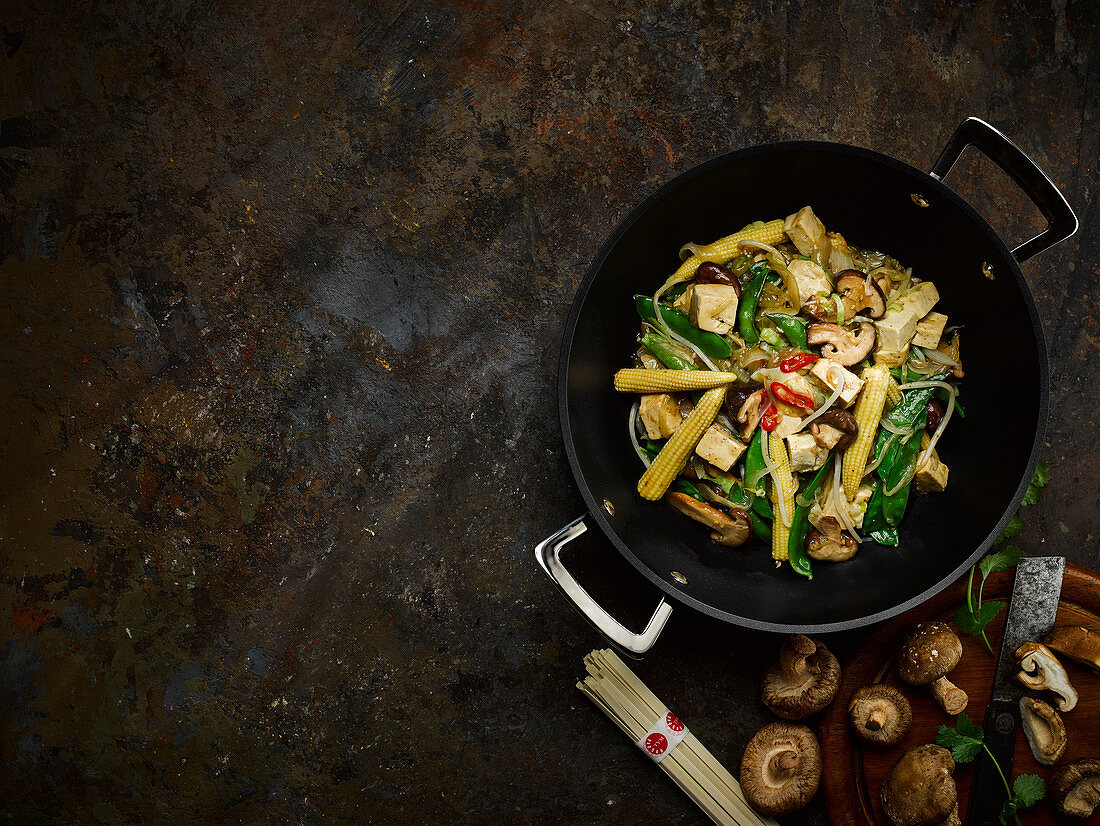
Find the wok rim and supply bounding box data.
[557,138,1049,634]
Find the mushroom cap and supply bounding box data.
[1044,624,1100,673]
[1050,758,1100,818]
[897,622,963,686]
[880,744,958,826]
[806,517,859,562]
[806,321,877,366]
[1018,696,1067,766]
[739,722,822,817]
[810,408,858,450]
[847,684,913,746]
[761,635,841,719]
[665,492,751,547]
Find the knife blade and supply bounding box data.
[965,556,1064,826]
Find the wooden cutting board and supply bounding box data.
[821,562,1100,824]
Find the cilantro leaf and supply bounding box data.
[997,516,1026,544]
[980,546,1025,579]
[954,600,1005,635]
[1021,461,1050,506]
[1012,773,1045,808]
[956,711,984,741]
[936,713,983,763]
[1031,462,1050,488]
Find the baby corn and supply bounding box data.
[613,368,740,393]
[843,365,890,501]
[668,219,786,283]
[637,386,727,501]
[768,433,796,561]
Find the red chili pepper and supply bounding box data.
[760,403,779,432]
[771,381,815,412]
[780,352,820,373]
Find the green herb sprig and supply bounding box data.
[953,463,1049,654]
[936,713,1045,825]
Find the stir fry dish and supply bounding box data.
[614,206,963,578]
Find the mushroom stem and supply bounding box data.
[778,635,819,683]
[770,749,800,777]
[929,676,968,715]
[865,708,887,732]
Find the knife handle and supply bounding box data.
[965,697,1019,826]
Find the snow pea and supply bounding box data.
[765,312,808,349]
[737,262,775,344]
[639,333,698,371]
[787,460,832,580]
[744,428,768,496]
[635,295,732,359]
[882,406,928,526]
[750,512,772,543]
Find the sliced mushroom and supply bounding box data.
[1045,624,1100,673]
[806,322,876,366]
[665,491,751,547]
[739,722,822,816]
[736,389,766,440]
[806,517,858,562]
[761,635,841,719]
[880,744,958,826]
[724,382,762,424]
[835,270,887,319]
[1019,696,1067,766]
[936,332,963,379]
[1050,758,1100,818]
[897,622,968,715]
[1016,642,1078,711]
[848,684,913,746]
[809,408,858,450]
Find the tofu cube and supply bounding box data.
[873,345,910,368]
[786,432,828,472]
[912,311,948,350]
[787,259,833,308]
[639,394,682,440]
[784,206,828,256]
[875,282,940,351]
[689,284,740,334]
[694,424,747,472]
[809,359,864,407]
[773,414,804,439]
[915,450,949,493]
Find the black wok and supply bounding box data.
[536,118,1076,651]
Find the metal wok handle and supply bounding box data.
[930,117,1078,263]
[535,515,672,657]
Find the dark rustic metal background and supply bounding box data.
[1,1,1096,823]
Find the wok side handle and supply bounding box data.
[930,117,1078,263]
[535,515,672,657]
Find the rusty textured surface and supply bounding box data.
[0,1,1096,823]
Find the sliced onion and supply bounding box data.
[745,464,770,492]
[830,454,863,542]
[884,466,916,497]
[917,381,956,468]
[652,282,723,371]
[797,363,847,430]
[628,402,652,468]
[922,348,961,368]
[862,433,898,477]
[897,380,955,392]
[878,418,918,437]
